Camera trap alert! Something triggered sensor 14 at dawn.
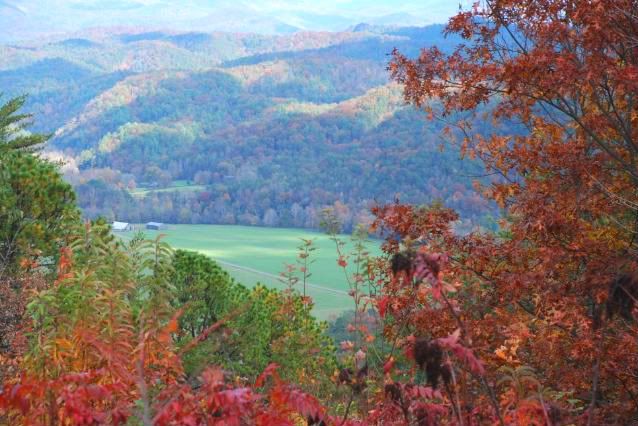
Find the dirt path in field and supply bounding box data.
[215,260,350,296]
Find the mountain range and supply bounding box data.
[0,23,497,231]
[0,0,464,42]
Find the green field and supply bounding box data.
[130,180,207,197]
[117,224,382,320]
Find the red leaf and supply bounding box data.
[256,363,280,388]
[377,296,390,318]
[383,357,395,374]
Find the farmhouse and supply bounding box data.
[146,222,164,230]
[112,221,132,232]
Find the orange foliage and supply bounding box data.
[384,0,638,422]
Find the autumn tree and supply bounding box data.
[1,224,335,425]
[384,0,638,423]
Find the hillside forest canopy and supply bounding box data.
[1,0,638,425]
[0,23,498,232]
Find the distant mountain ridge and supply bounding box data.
[0,24,496,231]
[0,0,454,43]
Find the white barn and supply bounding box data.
[112,221,132,232]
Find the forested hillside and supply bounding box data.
[0,24,495,230]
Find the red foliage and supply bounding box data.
[436,330,484,376]
[383,1,638,422]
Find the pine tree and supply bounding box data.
[0,94,50,153]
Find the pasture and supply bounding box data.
[129,180,207,197]
[118,224,383,320]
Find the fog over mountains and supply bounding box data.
[0,0,467,42]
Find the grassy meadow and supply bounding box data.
[118,224,383,320]
[129,180,206,197]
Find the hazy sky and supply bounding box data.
[1,0,471,41]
